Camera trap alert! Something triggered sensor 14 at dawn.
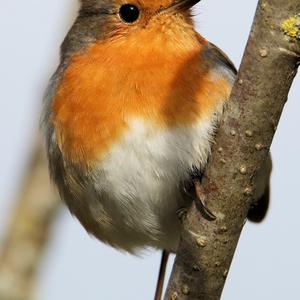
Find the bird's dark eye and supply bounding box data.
[119,4,140,23]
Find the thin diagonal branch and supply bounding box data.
[0,140,61,300]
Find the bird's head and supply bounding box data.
[79,0,201,25]
[61,0,203,58]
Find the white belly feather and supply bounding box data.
[85,116,219,253]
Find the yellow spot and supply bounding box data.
[281,16,300,39]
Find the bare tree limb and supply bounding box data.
[165,1,300,299]
[0,139,60,300]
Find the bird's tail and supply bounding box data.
[247,154,272,223]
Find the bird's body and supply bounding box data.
[43,0,268,259]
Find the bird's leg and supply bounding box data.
[193,178,216,221]
[154,250,169,300]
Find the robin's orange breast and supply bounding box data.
[52,33,231,165]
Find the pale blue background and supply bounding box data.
[0,0,299,299]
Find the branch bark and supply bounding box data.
[0,140,60,300]
[165,1,300,299]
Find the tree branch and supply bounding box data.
[165,1,300,299]
[0,140,60,300]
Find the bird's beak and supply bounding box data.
[162,0,201,13]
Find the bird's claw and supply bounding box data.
[196,193,217,221]
[193,178,216,221]
[183,178,216,221]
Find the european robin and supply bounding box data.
[42,0,271,298]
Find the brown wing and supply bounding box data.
[203,41,237,75]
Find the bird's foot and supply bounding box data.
[193,178,216,220]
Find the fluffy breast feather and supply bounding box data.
[51,35,233,166]
[68,115,222,252]
[45,35,236,252]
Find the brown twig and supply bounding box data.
[0,139,60,300]
[165,1,300,299]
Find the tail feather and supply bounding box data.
[247,184,270,223]
[247,154,272,223]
